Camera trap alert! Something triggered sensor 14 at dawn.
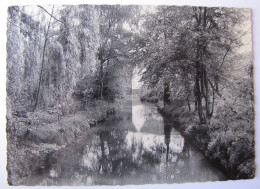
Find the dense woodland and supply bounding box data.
[7,4,254,185]
[7,5,138,114]
[138,6,254,179]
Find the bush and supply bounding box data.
[140,92,158,102]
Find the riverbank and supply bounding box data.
[159,103,255,180]
[7,98,131,185]
[13,98,228,185]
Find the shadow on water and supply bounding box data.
[22,96,227,185]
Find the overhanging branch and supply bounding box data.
[37,5,67,26]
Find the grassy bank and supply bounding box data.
[159,103,255,180]
[7,98,131,185]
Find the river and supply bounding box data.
[23,94,226,185]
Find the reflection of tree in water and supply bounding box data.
[83,127,170,184]
[162,118,192,183]
[162,118,225,183]
[41,115,223,185]
[96,129,163,178]
[98,129,129,176]
[164,123,171,162]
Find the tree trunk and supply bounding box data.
[187,98,191,112]
[194,85,198,111]
[203,67,211,119]
[163,82,171,106]
[195,38,205,123]
[195,70,204,123]
[34,9,53,110]
[195,99,198,111]
[210,89,215,117]
[34,37,48,109]
[100,60,105,99]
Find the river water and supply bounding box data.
[23,94,226,185]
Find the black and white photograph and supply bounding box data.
[3,0,259,187]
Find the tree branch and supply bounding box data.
[219,47,230,68]
[208,79,222,97]
[8,20,35,40]
[37,5,67,26]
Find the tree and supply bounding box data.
[138,6,248,124]
[34,6,55,109]
[7,6,43,112]
[96,5,137,99]
[189,7,246,123]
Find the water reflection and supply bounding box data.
[132,102,164,133]
[132,105,146,132]
[75,101,224,185]
[25,98,226,185]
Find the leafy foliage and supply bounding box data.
[6,4,254,183]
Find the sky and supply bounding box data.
[132,67,143,89]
